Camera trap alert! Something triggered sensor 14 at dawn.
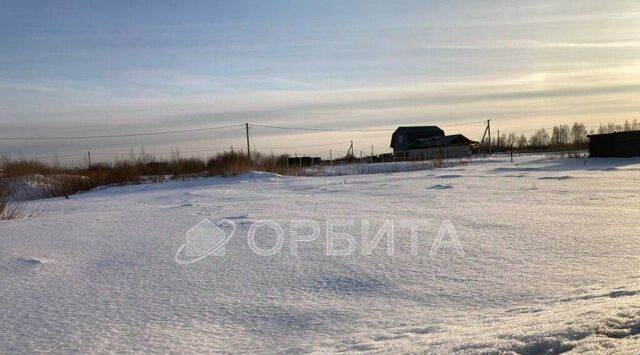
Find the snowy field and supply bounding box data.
[2,154,640,353]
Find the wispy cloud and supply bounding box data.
[1,1,640,160]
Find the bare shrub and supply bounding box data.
[170,157,207,179]
[207,151,291,177]
[0,180,42,220]
[207,151,252,176]
[1,159,56,178]
[45,175,95,199]
[254,153,290,175]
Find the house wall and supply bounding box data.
[589,131,640,157]
[396,145,471,160]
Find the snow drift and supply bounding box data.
[1,154,640,353]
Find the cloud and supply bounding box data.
[2,61,639,161]
[2,1,640,161]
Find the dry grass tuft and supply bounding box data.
[206,151,291,176]
[0,181,43,220]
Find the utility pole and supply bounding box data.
[371,145,374,163]
[488,119,492,156]
[497,129,500,152]
[245,123,251,165]
[87,151,91,167]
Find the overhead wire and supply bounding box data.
[256,140,351,150]
[2,119,491,161]
[0,124,244,140]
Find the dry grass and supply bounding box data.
[0,159,56,178]
[206,151,292,176]
[0,181,42,220]
[0,150,292,199]
[207,151,251,176]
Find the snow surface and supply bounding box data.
[2,154,640,353]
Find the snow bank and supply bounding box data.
[229,170,285,181]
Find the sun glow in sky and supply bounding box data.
[1,0,639,162]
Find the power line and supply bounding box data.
[0,124,244,140]
[250,124,394,132]
[504,124,604,135]
[438,120,487,127]
[258,140,351,150]
[1,119,490,161]
[17,153,87,160]
[13,146,231,161]
[250,120,485,132]
[0,120,486,140]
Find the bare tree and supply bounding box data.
[517,134,528,148]
[551,125,570,146]
[530,129,550,147]
[571,122,587,144]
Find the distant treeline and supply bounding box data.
[491,120,640,151]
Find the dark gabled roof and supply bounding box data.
[393,126,443,133]
[588,130,640,138]
[390,126,445,148]
[408,134,477,149]
[392,126,444,140]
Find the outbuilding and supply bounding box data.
[588,131,640,157]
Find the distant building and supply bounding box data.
[390,126,477,159]
[287,156,321,167]
[588,131,640,157]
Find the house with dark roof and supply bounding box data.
[390,126,477,159]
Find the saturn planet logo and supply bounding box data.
[175,218,236,264]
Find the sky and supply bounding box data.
[1,0,639,163]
